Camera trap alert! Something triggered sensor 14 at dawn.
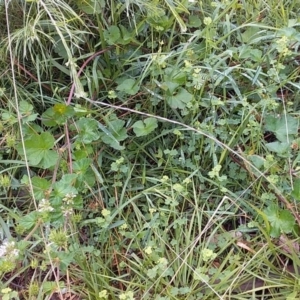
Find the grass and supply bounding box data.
[1,0,300,299]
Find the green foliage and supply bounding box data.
[16,132,59,169]
[75,118,101,144]
[103,25,121,45]
[132,118,158,137]
[116,78,139,95]
[264,204,295,237]
[264,114,298,142]
[18,211,40,230]
[291,179,300,201]
[167,87,193,109]
[42,103,75,126]
[100,117,128,150]
[1,0,300,298]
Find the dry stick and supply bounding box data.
[86,98,300,227]
[64,121,73,174]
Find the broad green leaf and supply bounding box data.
[60,174,78,186]
[240,27,261,43]
[42,108,57,126]
[147,267,158,279]
[53,35,68,59]
[19,100,33,113]
[19,100,38,123]
[277,27,300,41]
[54,103,74,116]
[2,112,17,124]
[146,14,173,32]
[43,281,65,294]
[279,210,295,233]
[101,119,128,150]
[76,118,101,144]
[172,72,187,85]
[132,118,158,137]
[264,204,278,222]
[98,122,119,143]
[264,114,298,142]
[103,25,121,45]
[164,81,179,94]
[239,45,262,61]
[98,122,124,150]
[188,15,202,27]
[73,158,91,174]
[119,25,134,45]
[264,204,295,237]
[247,155,266,177]
[73,158,95,187]
[265,141,290,154]
[291,178,300,201]
[16,132,58,169]
[73,147,93,160]
[51,175,78,206]
[32,177,51,199]
[164,149,178,156]
[22,123,43,138]
[56,251,75,271]
[116,78,139,95]
[167,88,193,109]
[193,268,209,282]
[42,104,74,126]
[19,211,39,230]
[248,155,265,169]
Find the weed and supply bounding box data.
[1,0,300,299]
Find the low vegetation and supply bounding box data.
[1,0,300,299]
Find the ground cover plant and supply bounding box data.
[1,0,300,299]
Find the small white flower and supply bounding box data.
[183,178,191,184]
[62,207,73,217]
[9,249,19,259]
[0,244,7,257]
[157,257,168,267]
[98,289,108,299]
[144,246,152,255]
[119,291,135,300]
[62,193,76,205]
[173,183,184,193]
[204,17,212,26]
[120,223,128,230]
[1,287,12,294]
[160,175,169,183]
[108,90,117,99]
[101,209,111,218]
[0,240,19,260]
[149,208,157,215]
[201,248,217,262]
[37,199,54,212]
